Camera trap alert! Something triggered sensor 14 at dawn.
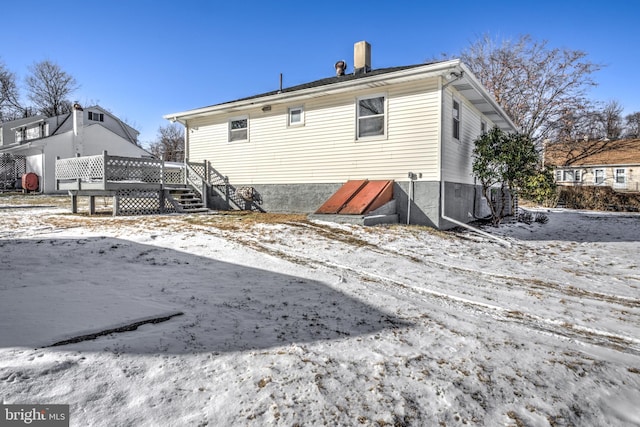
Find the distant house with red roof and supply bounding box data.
[544,139,640,192]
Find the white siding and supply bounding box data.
[187,79,442,184]
[441,87,496,184]
[82,126,149,157]
[578,166,639,191]
[17,127,149,193]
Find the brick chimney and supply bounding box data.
[354,41,371,75]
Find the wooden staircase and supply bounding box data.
[166,187,209,213]
[185,160,265,213]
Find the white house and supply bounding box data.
[545,138,640,193]
[0,104,150,193]
[165,42,517,229]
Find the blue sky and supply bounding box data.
[3,0,639,147]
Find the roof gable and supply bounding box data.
[47,105,139,144]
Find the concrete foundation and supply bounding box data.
[243,183,344,214]
[220,181,498,230]
[394,181,441,228]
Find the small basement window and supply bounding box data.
[229,117,248,142]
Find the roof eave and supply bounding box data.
[454,63,518,133]
[165,60,464,123]
[9,118,45,131]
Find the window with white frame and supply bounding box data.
[15,128,26,143]
[615,168,626,184]
[229,117,248,142]
[555,169,581,182]
[357,95,385,138]
[288,106,304,126]
[565,170,580,182]
[594,168,605,185]
[452,99,460,140]
[25,126,41,140]
[88,111,104,122]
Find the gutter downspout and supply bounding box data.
[439,71,511,247]
[407,179,412,224]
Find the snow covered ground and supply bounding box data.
[1,194,639,426]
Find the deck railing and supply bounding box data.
[56,151,184,191]
[55,152,264,213]
[186,159,264,212]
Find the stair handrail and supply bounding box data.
[185,161,209,209]
[185,159,264,212]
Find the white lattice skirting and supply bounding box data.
[115,190,177,216]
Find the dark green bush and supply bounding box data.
[559,186,640,212]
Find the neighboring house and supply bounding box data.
[545,139,640,193]
[165,41,517,229]
[0,104,150,193]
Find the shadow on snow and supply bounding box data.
[0,237,408,354]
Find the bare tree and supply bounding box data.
[0,60,24,121]
[149,123,184,162]
[25,60,79,117]
[557,101,624,143]
[624,112,640,138]
[460,34,602,145]
[597,100,624,140]
[544,100,628,167]
[554,105,601,142]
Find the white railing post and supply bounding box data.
[55,156,60,191]
[184,161,188,185]
[75,152,81,190]
[102,150,108,188]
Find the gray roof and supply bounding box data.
[202,64,428,109]
[166,60,517,132]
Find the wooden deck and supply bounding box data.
[55,152,185,215]
[55,152,263,215]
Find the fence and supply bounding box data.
[0,154,26,190]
